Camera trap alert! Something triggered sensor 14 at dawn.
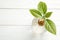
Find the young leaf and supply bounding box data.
[45,12,52,18]
[38,2,47,14]
[45,19,56,35]
[30,9,42,18]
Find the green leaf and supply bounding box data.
[38,2,47,14]
[45,12,52,18]
[29,9,42,18]
[45,19,56,35]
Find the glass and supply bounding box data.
[31,18,56,40]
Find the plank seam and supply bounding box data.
[0,8,60,10]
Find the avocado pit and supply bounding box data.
[38,19,44,26]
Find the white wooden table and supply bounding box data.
[0,0,60,40]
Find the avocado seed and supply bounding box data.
[38,19,44,26]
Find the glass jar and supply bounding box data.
[31,18,56,40]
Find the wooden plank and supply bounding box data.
[0,0,59,8]
[0,26,59,40]
[0,9,33,25]
[0,9,59,26]
[0,26,32,40]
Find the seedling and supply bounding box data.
[29,2,56,35]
